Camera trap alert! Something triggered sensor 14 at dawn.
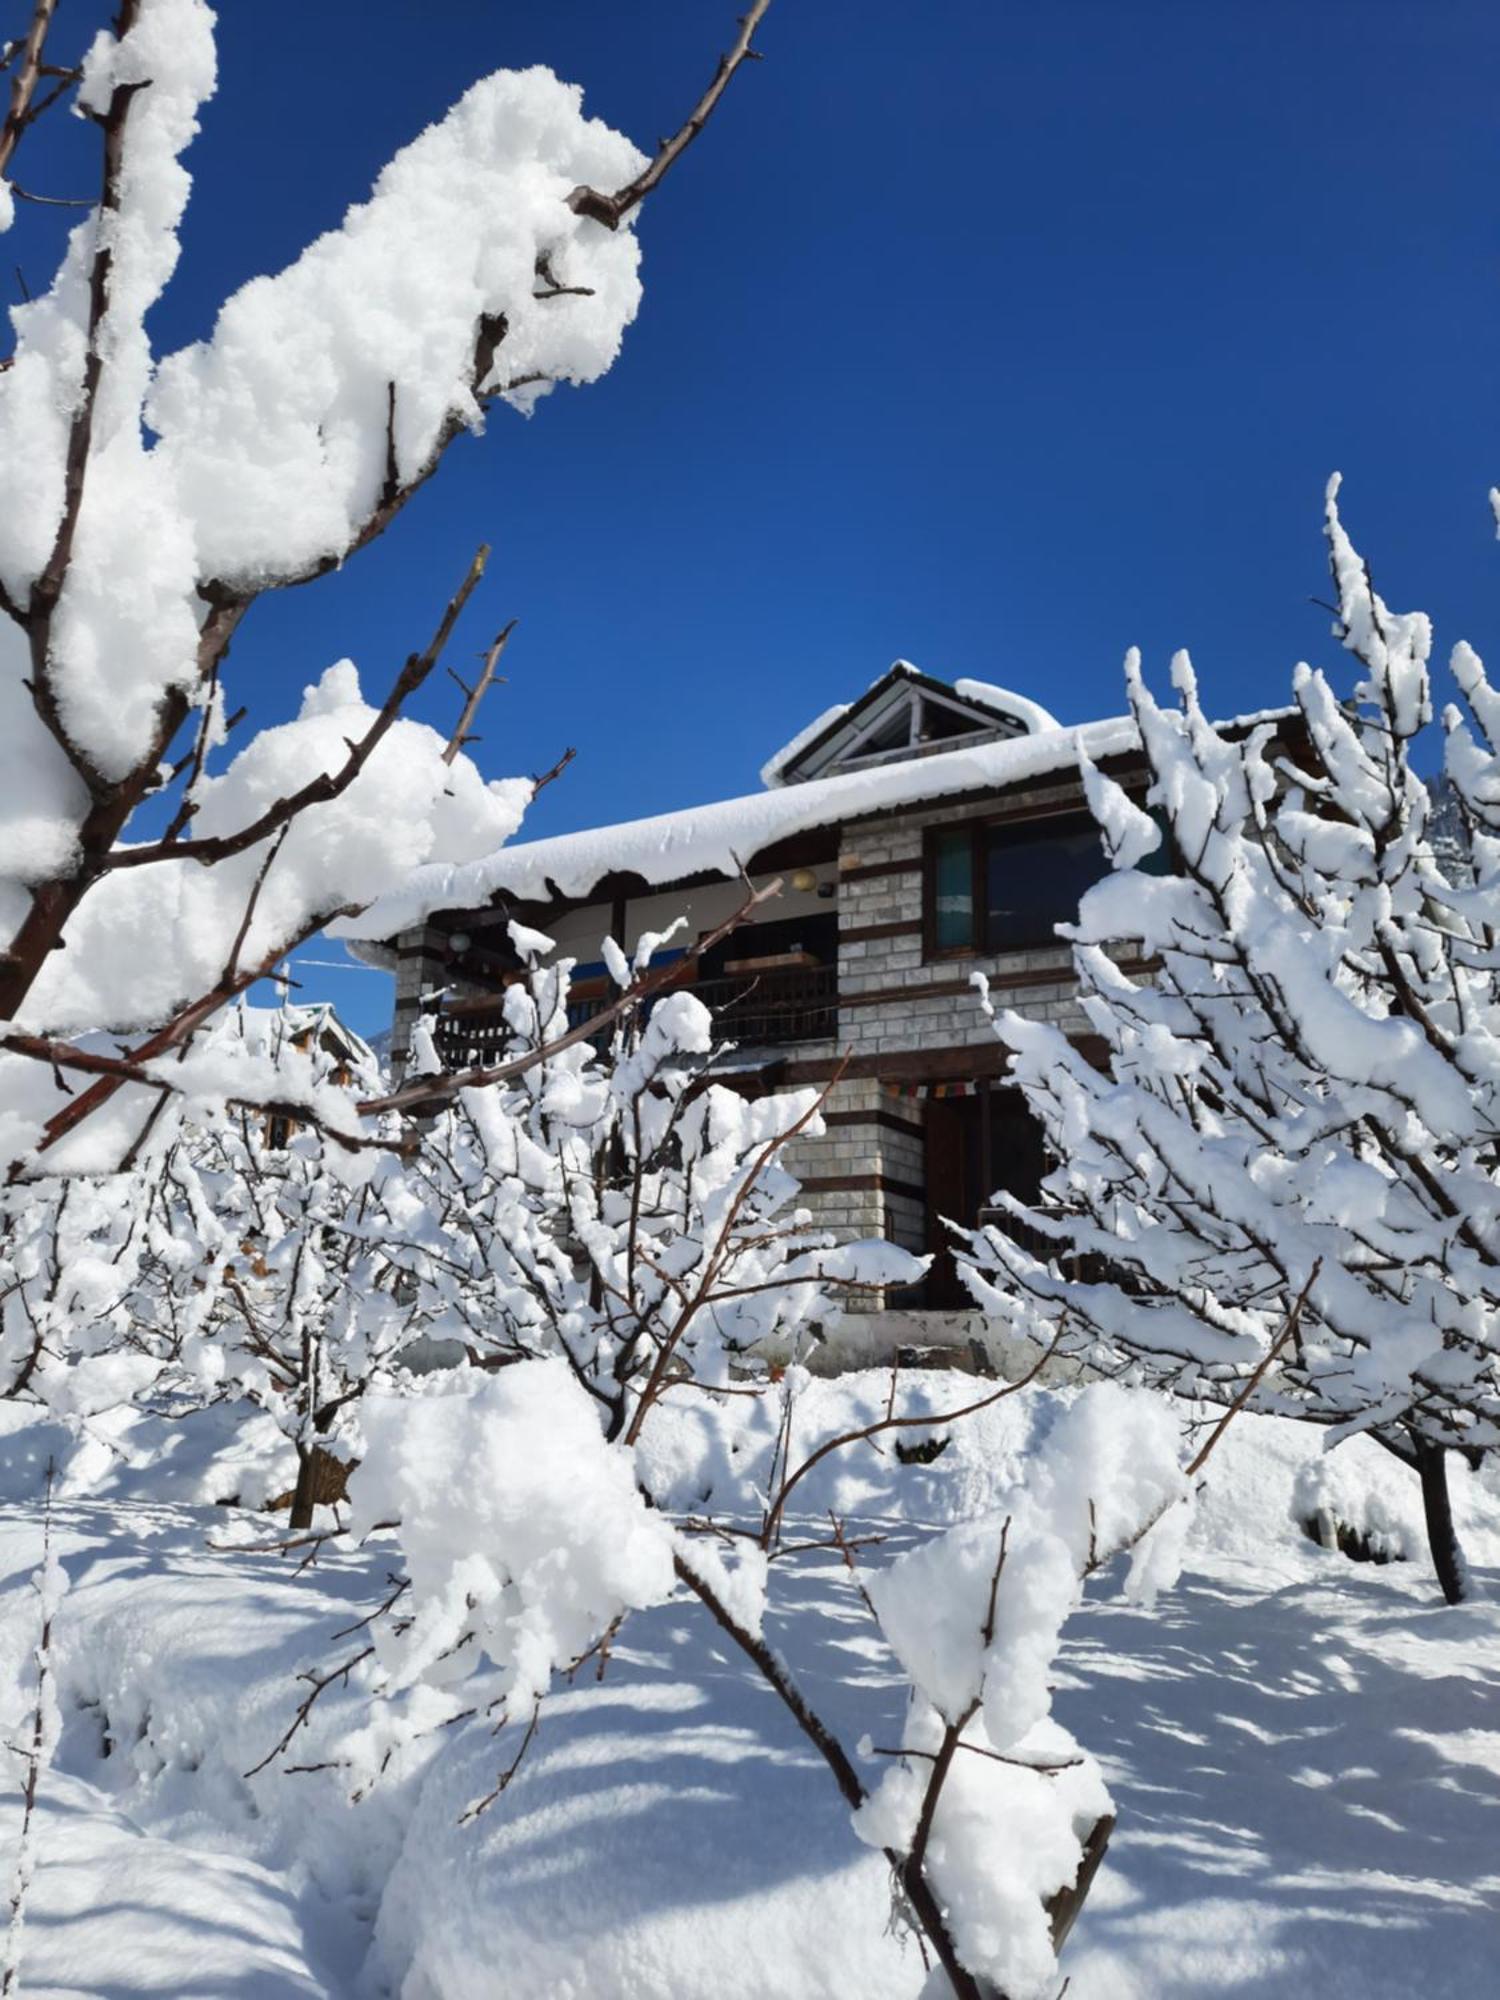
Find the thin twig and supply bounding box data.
[444,618,515,766]
[569,0,774,229]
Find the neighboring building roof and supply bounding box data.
[232,1000,379,1077]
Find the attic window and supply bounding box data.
[859,704,914,757]
[919,698,986,743]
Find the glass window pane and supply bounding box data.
[932,828,974,951]
[984,813,1109,953]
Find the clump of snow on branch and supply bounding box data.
[147,68,645,589]
[17,665,530,1039]
[348,1361,677,1711]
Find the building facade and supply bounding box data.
[369,663,1164,1359]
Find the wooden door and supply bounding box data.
[924,1094,982,1308]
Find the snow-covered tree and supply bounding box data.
[0,1164,154,1405]
[962,478,1500,1604]
[407,927,915,1445]
[232,947,1218,2000]
[0,0,772,1179]
[149,1005,434,1527]
[338,1359,1195,2000]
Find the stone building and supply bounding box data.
[364,662,1173,1357]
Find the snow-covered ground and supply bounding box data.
[1,1382,1497,1998]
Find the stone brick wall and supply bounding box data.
[835,786,1093,1060]
[389,924,449,1075]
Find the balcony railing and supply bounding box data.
[432,963,838,1071]
[686,965,838,1047]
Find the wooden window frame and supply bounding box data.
[923,791,1154,964]
[922,823,984,962]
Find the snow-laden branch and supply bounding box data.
[0,0,776,1168]
[962,479,1500,1604]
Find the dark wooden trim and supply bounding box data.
[839,953,1109,1013]
[783,1024,1118,1088]
[838,857,923,884]
[785,1043,1013,1086]
[842,976,977,1010]
[839,918,923,945]
[799,1171,926,1203]
[825,1108,923,1138]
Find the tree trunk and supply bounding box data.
[286,1441,350,1531]
[288,1444,318,1532]
[1413,1436,1470,1606]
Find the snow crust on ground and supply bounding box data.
[2,1378,1498,1998]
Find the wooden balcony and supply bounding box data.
[689,964,838,1046]
[431,962,838,1071]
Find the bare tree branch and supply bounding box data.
[106,547,491,872]
[0,0,62,191]
[444,617,515,765]
[569,0,773,229]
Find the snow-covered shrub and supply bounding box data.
[962,478,1500,1603]
[854,1385,1189,2000]
[408,932,919,1445]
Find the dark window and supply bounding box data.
[858,705,912,756]
[921,698,984,743]
[983,811,1110,953]
[925,802,1166,961]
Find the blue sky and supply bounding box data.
[11,2,1500,1033]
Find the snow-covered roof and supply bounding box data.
[232,1001,378,1074]
[953,679,1060,736]
[758,701,851,789]
[341,712,1147,941]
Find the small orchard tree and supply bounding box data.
[962,478,1500,1605]
[408,925,920,1441]
[154,1005,434,1527]
[245,944,1227,2000]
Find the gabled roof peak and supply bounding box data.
[760,662,1061,790]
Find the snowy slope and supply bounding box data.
[1,1384,1497,1998]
